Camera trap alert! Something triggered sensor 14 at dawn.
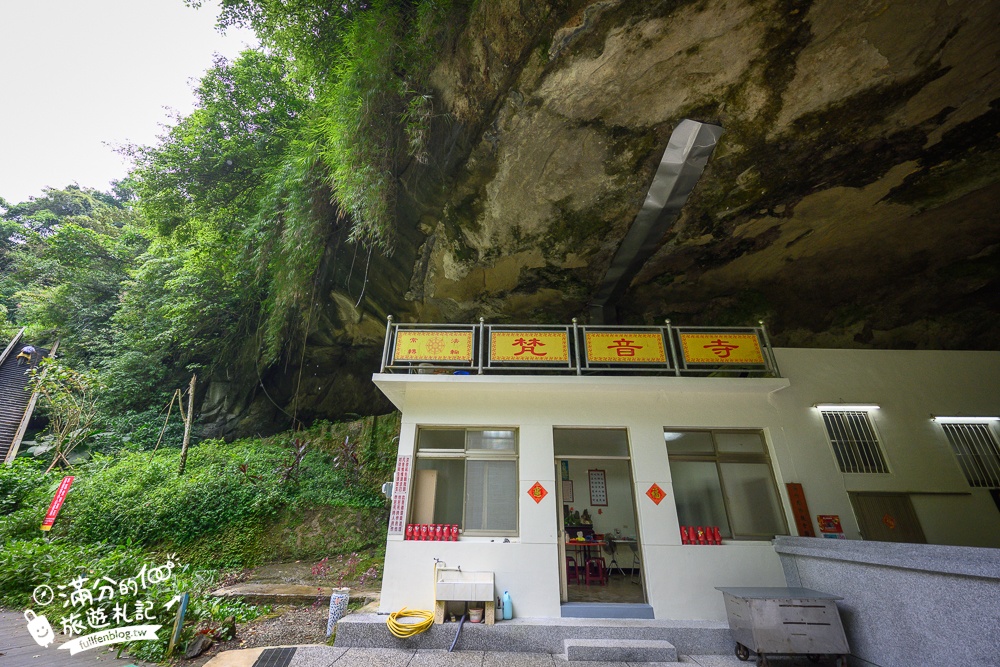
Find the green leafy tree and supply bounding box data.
[25,359,107,471]
[0,186,147,367]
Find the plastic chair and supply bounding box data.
[566,556,580,584]
[626,542,641,584]
[603,539,624,577]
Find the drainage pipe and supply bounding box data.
[448,613,467,652]
[589,119,723,324]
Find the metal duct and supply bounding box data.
[589,119,723,324]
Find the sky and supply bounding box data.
[0,0,258,205]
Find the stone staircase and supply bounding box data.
[0,336,46,463]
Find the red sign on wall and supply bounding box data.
[528,482,548,504]
[40,476,74,531]
[645,483,666,505]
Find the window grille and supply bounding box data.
[821,411,888,473]
[941,423,1000,488]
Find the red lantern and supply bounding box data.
[405,525,414,540]
[451,524,459,541]
[420,524,428,540]
[435,524,444,541]
[680,526,690,544]
[713,526,722,544]
[696,526,706,545]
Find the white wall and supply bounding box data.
[771,348,1000,547]
[375,348,1000,621]
[561,458,634,538]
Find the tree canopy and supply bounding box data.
[1,1,472,455]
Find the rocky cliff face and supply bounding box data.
[206,0,1000,435]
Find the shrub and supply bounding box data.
[0,537,268,662]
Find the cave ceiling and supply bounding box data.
[212,0,1000,434]
[393,0,1000,350]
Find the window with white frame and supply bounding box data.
[821,410,889,473]
[940,423,1000,488]
[411,428,518,535]
[665,430,788,540]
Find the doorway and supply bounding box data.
[554,428,645,607]
[849,492,927,543]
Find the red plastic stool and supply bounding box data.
[566,556,580,584]
[585,558,607,585]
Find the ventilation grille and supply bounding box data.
[942,423,1000,488]
[822,411,888,473]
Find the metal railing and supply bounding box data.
[379,317,781,378]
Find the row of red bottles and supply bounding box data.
[680,525,722,545]
[405,523,459,541]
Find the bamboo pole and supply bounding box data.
[178,374,196,476]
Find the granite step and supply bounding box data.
[564,638,678,662]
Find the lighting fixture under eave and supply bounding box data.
[931,416,1000,423]
[814,404,880,411]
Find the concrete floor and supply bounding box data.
[566,572,645,604]
[0,610,153,667]
[201,646,844,667]
[1,611,843,667]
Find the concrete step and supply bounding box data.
[564,638,677,662]
[212,583,379,607]
[336,613,733,655]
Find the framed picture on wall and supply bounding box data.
[588,469,607,506]
[562,480,574,502]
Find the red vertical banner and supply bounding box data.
[786,483,815,537]
[40,476,74,531]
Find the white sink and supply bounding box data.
[435,568,494,601]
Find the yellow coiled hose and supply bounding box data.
[386,607,435,638]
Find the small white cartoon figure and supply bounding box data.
[24,609,55,647]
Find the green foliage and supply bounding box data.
[64,444,291,548]
[0,539,269,662]
[208,0,469,253]
[93,407,190,453]
[0,186,147,366]
[103,50,310,406]
[26,360,107,470]
[0,458,53,515]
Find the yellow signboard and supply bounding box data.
[490,331,569,362]
[393,330,473,362]
[679,333,765,364]
[585,332,667,363]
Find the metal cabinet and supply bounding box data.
[716,587,849,666]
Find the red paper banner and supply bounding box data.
[41,476,74,531]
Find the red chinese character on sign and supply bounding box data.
[703,338,739,358]
[646,483,666,505]
[513,337,547,357]
[608,338,643,357]
[528,482,548,503]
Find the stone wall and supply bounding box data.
[774,536,1000,667]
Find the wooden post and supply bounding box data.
[178,374,196,476]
